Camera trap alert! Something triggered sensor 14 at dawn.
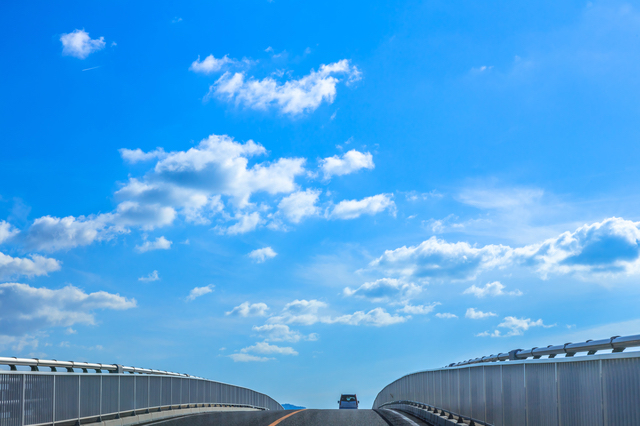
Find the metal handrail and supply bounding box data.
[446,333,640,367]
[0,356,198,377]
[380,400,492,426]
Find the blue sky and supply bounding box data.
[2,0,640,409]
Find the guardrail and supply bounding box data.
[379,400,491,426]
[0,357,283,426]
[373,333,640,426]
[446,334,640,367]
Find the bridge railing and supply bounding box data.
[0,358,282,426]
[373,334,640,426]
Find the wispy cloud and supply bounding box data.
[60,29,105,59]
[248,247,277,263]
[186,284,214,301]
[138,270,160,282]
[135,236,172,253]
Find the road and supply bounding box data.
[148,408,432,426]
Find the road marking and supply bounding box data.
[382,408,422,426]
[267,409,307,426]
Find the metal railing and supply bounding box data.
[373,333,640,426]
[446,334,640,367]
[0,357,282,426]
[379,400,491,425]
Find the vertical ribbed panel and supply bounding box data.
[526,363,558,426]
[54,375,79,422]
[426,371,434,406]
[212,382,221,403]
[160,377,171,406]
[0,374,22,426]
[149,376,161,407]
[602,357,640,426]
[135,376,148,409]
[171,378,181,405]
[433,370,442,408]
[24,374,53,425]
[485,365,503,426]
[198,380,205,404]
[80,376,100,418]
[119,376,135,412]
[470,367,485,422]
[204,381,211,403]
[558,360,602,426]
[459,368,470,417]
[181,379,189,404]
[448,368,459,413]
[101,376,119,415]
[503,364,526,426]
[189,379,197,404]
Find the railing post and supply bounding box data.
[53,375,56,425]
[78,375,81,422]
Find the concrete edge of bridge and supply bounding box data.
[97,406,261,426]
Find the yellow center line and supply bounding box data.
[267,409,307,426]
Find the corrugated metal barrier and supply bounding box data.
[0,371,282,426]
[372,351,640,426]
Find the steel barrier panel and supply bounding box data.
[448,368,459,413]
[80,375,101,418]
[525,362,557,426]
[459,368,470,417]
[161,377,171,406]
[484,365,503,426]
[602,357,640,426]
[433,370,442,408]
[502,364,526,426]
[558,360,602,426]
[171,378,180,405]
[135,376,149,410]
[54,375,79,422]
[198,380,205,404]
[119,376,135,412]
[24,374,53,426]
[470,366,485,422]
[0,374,22,426]
[180,379,188,404]
[149,376,161,408]
[101,375,119,415]
[189,379,197,404]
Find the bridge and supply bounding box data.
[1,334,638,426]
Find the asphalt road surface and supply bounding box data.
[148,408,432,426]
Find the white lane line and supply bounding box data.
[382,408,422,426]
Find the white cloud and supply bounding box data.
[138,270,160,282]
[0,283,136,336]
[277,189,321,223]
[435,312,458,319]
[60,29,106,59]
[209,59,361,115]
[186,284,214,301]
[343,278,421,303]
[397,303,440,315]
[328,194,396,220]
[25,215,113,252]
[465,308,497,319]
[479,316,553,337]
[458,187,544,210]
[328,307,407,327]
[0,252,61,280]
[252,324,317,342]
[513,217,640,278]
[223,212,263,235]
[463,281,522,297]
[370,236,510,281]
[320,149,374,180]
[190,55,236,74]
[228,353,273,362]
[226,302,269,317]
[248,247,277,263]
[0,221,19,244]
[135,236,172,253]
[119,148,167,163]
[268,299,328,325]
[241,341,298,356]
[65,327,77,335]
